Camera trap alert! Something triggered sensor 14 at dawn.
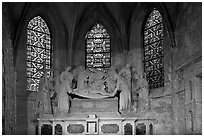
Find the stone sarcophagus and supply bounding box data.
[51,65,133,116]
[69,98,119,117]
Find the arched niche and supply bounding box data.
[72,3,123,68]
[129,4,174,93]
[129,4,175,135]
[14,4,65,134]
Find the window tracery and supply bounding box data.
[27,16,52,91]
[144,10,164,89]
[85,23,111,71]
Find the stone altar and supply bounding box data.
[37,117,155,135]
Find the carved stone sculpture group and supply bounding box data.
[37,64,150,116]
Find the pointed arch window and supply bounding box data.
[144,9,164,89]
[85,23,111,71]
[27,16,52,91]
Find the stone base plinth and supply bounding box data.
[69,97,119,117]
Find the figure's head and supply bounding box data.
[132,66,137,72]
[66,66,71,71]
[42,72,48,82]
[48,74,53,81]
[43,71,48,78]
[134,73,139,80]
[139,74,143,79]
[77,66,84,71]
[90,67,97,73]
[126,63,130,68]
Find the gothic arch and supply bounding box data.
[15,4,65,87]
[141,4,176,48]
[143,9,164,89]
[85,23,111,70]
[129,3,174,90]
[13,4,64,134]
[26,16,52,92]
[72,3,122,67]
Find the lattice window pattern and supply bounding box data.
[27,16,52,92]
[144,10,164,89]
[85,23,111,71]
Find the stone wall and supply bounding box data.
[2,4,16,134]
[172,2,202,135]
[12,4,68,135]
[174,3,202,68]
[128,4,174,134]
[127,3,202,135]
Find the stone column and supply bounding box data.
[146,123,150,135]
[38,122,41,135]
[52,121,55,135]
[2,6,16,134]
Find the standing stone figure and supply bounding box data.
[53,73,61,95]
[131,67,139,111]
[37,72,54,115]
[137,74,150,111]
[119,64,131,88]
[114,74,131,113]
[58,67,73,114]
[72,66,83,80]
[60,66,73,85]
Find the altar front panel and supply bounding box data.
[38,118,155,135]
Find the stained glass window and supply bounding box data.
[27,16,52,91]
[144,10,164,89]
[85,23,111,71]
